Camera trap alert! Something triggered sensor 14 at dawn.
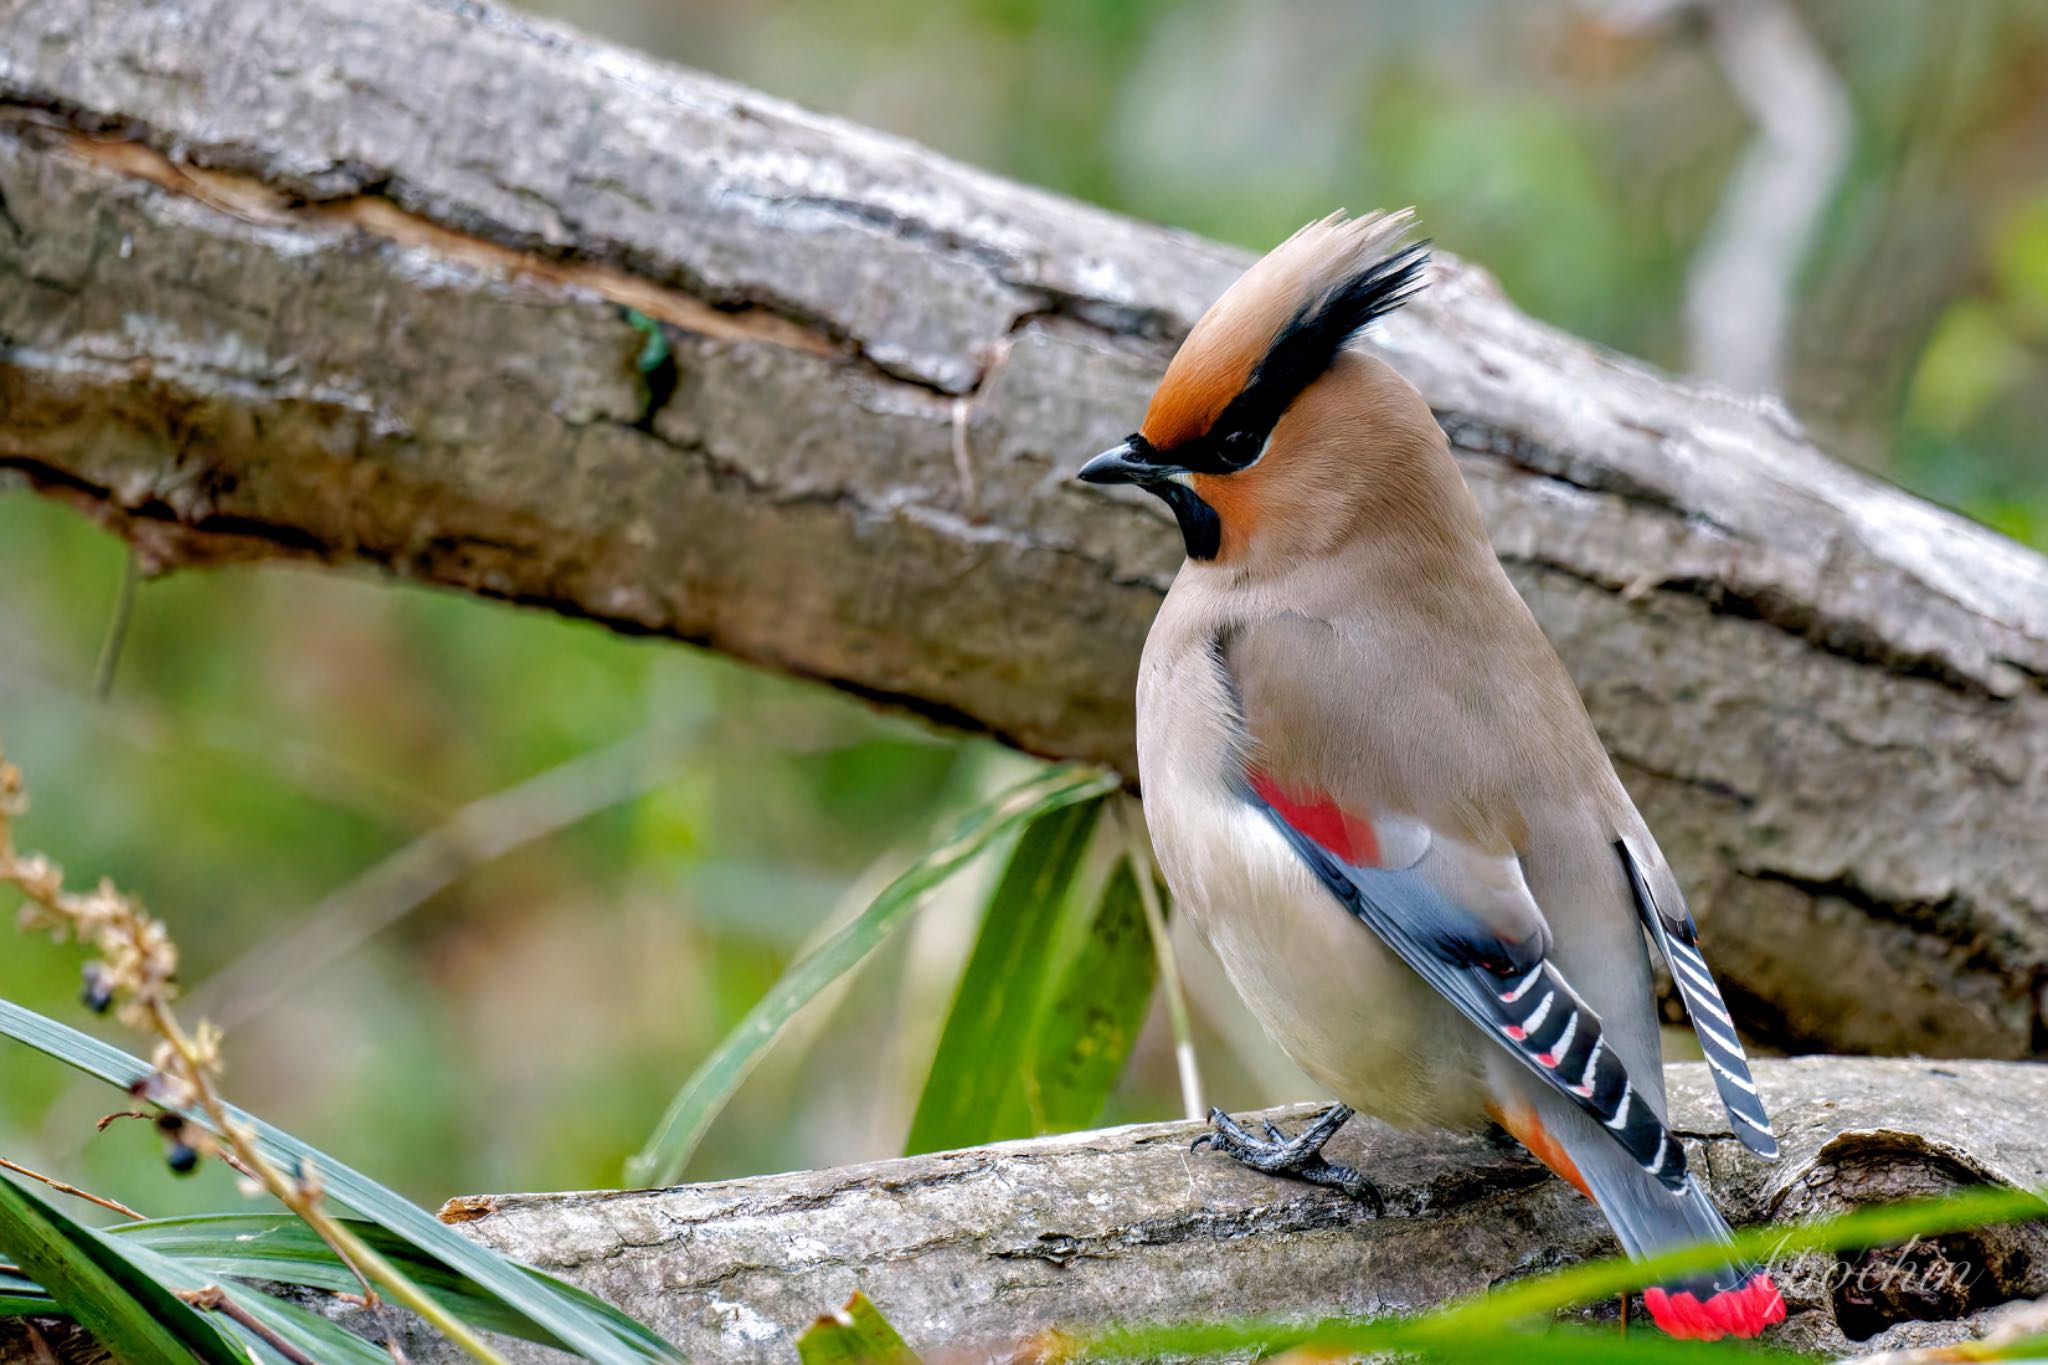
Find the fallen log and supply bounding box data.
[3,0,2047,1059]
[8,1058,2045,1362]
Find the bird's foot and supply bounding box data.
[1193,1103,1381,1213]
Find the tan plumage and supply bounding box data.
[1079,211,1784,1341]
[1135,347,1650,1119]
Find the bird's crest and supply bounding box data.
[1142,210,1429,460]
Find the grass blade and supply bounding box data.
[796,1291,922,1365]
[112,1236,394,1365]
[0,1173,237,1365]
[1076,1183,2048,1360]
[1432,1181,2048,1336]
[104,1213,573,1345]
[1020,853,1161,1135]
[1083,1313,1782,1362]
[0,1264,53,1316]
[904,797,1105,1154]
[626,764,1120,1187]
[1114,798,1202,1120]
[203,1288,393,1365]
[0,999,682,1364]
[9,1210,672,1355]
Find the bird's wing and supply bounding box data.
[1617,839,1777,1159]
[1217,621,1689,1190]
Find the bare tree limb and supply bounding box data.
[2,0,2047,1059]
[338,1059,2048,1361]
[7,1059,2040,1363]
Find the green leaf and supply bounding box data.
[626,764,1120,1187]
[1024,856,1163,1135]
[795,1291,922,1365]
[0,1173,240,1365]
[903,796,1105,1154]
[104,1213,575,1345]
[1084,1315,1782,1363]
[0,999,683,1364]
[109,1236,394,1365]
[204,1287,393,1365]
[9,1211,664,1359]
[1435,1180,2048,1337]
[0,1261,56,1315]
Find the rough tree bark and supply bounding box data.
[3,1,2047,1057]
[417,1061,2048,1361]
[7,1059,2048,1362]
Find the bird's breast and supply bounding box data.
[1135,640,1486,1128]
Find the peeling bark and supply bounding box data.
[8,1059,2047,1362]
[3,0,2048,1059]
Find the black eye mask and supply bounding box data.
[1076,237,1430,560]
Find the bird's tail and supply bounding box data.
[1587,1149,1785,1339]
[1494,1093,1786,1341]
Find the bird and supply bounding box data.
[1075,210,1785,1341]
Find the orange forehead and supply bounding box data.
[1140,311,1269,450]
[1142,210,1412,452]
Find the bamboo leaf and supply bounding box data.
[627,764,1120,1187]
[904,796,1105,1154]
[0,1173,239,1365]
[1023,856,1163,1135]
[795,1291,922,1365]
[0,999,682,1364]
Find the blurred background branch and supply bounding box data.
[1601,0,1854,393]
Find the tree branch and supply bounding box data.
[2,0,2047,1059]
[8,1059,2040,1362]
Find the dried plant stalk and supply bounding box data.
[0,748,509,1364]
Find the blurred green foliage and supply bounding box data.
[4,0,2048,1221]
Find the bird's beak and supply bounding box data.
[1077,437,1171,486]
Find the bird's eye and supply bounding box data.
[1218,429,1264,470]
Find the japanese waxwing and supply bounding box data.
[1076,210,1784,1341]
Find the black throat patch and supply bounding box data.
[1144,479,1222,561]
[1112,235,1430,563]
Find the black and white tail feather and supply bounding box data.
[1618,841,1778,1160]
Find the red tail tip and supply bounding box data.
[1644,1273,1786,1341]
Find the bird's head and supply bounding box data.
[1078,210,1432,568]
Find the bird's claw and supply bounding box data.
[1192,1103,1382,1214]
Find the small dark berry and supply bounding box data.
[166,1142,199,1175]
[80,964,113,1014]
[154,1112,185,1136]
